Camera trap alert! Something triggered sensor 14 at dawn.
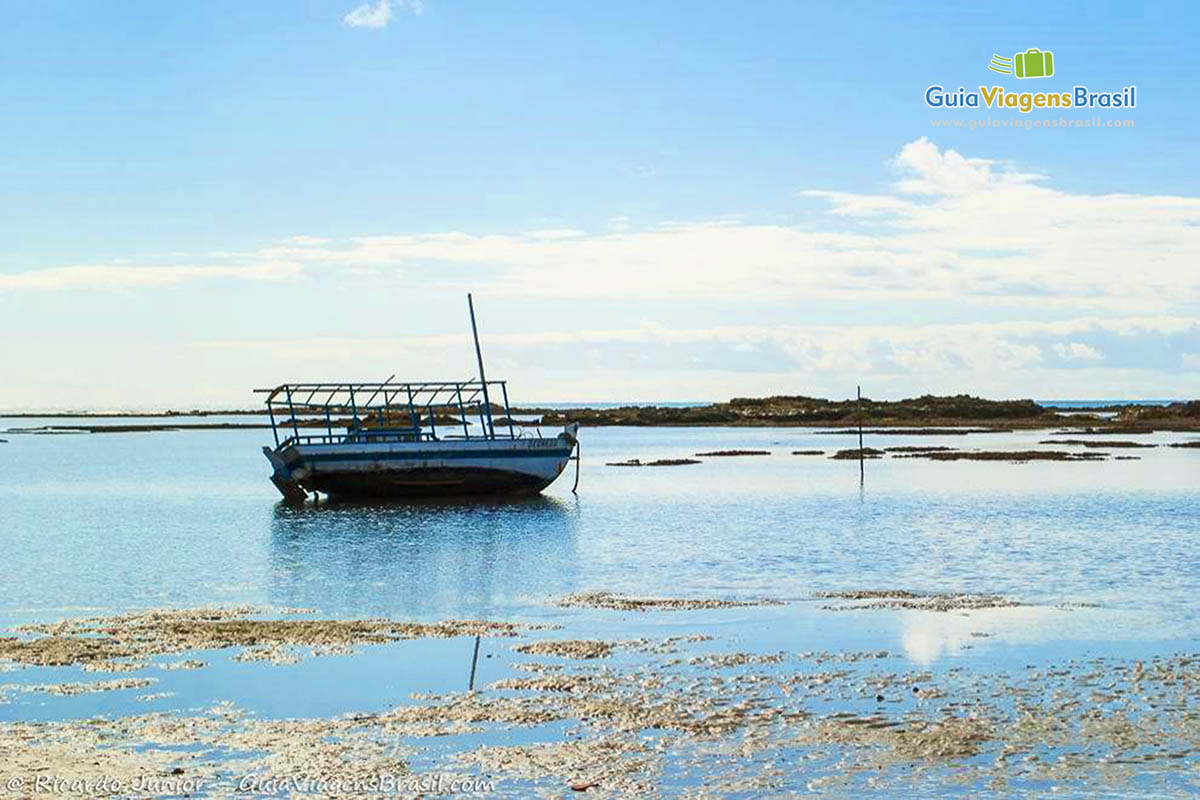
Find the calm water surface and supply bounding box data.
[3,422,1198,624]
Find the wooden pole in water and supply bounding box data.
[468,634,481,691]
[857,385,864,485]
[467,293,495,439]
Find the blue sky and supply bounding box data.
[1,1,1197,409]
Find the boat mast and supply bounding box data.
[467,293,495,439]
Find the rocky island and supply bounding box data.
[513,395,1200,431]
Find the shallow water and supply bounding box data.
[2,422,1197,626]
[1,421,1199,795]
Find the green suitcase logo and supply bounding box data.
[988,48,1055,78]
[1015,48,1053,78]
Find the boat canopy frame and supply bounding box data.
[255,379,517,448]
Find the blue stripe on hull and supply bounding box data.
[286,447,573,464]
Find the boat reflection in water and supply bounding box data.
[267,495,581,618]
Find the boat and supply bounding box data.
[257,295,580,502]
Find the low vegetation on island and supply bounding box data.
[518,395,1200,431]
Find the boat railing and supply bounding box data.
[254,379,518,449]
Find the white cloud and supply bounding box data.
[890,136,1045,196]
[0,262,299,291]
[173,313,1200,405]
[203,315,1196,379]
[1054,342,1103,361]
[343,0,392,28]
[342,0,422,29]
[8,139,1199,314]
[8,315,1196,410]
[523,228,586,241]
[799,190,915,217]
[208,138,1195,312]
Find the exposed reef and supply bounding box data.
[513,640,615,660]
[894,450,1109,462]
[819,428,1011,436]
[0,607,525,668]
[5,423,271,434]
[1039,439,1157,448]
[557,591,782,612]
[2,606,1196,798]
[830,448,886,460]
[814,590,1021,612]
